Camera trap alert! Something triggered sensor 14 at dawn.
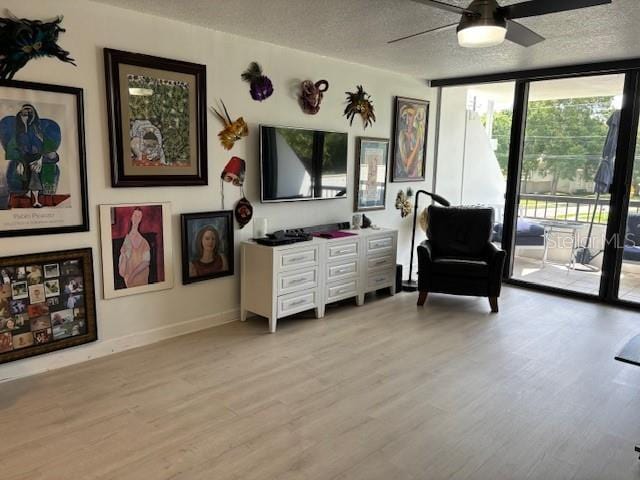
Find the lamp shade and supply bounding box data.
[457,25,506,48]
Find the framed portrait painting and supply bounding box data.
[0,80,89,237]
[0,248,97,365]
[181,210,234,285]
[355,137,388,211]
[104,48,207,187]
[391,96,429,182]
[99,202,173,299]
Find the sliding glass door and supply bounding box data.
[512,74,625,295]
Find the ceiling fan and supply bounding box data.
[388,0,612,48]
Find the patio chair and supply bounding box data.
[623,213,640,262]
[417,205,506,312]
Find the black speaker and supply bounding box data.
[396,264,403,293]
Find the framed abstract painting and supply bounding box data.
[0,79,89,237]
[104,48,207,187]
[391,96,429,182]
[354,137,388,212]
[180,210,234,285]
[0,248,97,365]
[99,202,173,299]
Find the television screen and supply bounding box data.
[260,125,348,202]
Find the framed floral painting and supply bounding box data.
[99,202,173,299]
[0,79,89,237]
[0,248,97,365]
[391,96,429,182]
[104,49,208,187]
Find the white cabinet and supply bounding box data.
[241,228,397,333]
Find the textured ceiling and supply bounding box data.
[90,0,640,81]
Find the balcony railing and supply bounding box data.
[519,193,640,224]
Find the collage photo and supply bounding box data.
[0,259,87,354]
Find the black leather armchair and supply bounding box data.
[417,205,506,312]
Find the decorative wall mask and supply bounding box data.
[395,189,413,218]
[241,62,274,102]
[219,156,246,210]
[221,156,245,186]
[209,101,248,150]
[0,13,76,80]
[299,79,329,115]
[343,85,376,129]
[234,197,253,229]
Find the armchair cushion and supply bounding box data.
[427,205,494,258]
[431,257,489,278]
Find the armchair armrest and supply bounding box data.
[417,240,434,263]
[484,242,506,297]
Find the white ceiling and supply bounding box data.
[91,0,640,81]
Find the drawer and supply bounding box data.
[326,278,358,303]
[327,260,358,281]
[367,253,394,271]
[327,241,358,260]
[366,235,394,254]
[278,290,317,318]
[278,246,318,271]
[367,271,393,290]
[277,267,318,295]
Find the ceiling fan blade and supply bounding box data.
[505,19,545,47]
[387,23,458,44]
[411,0,467,15]
[500,0,611,20]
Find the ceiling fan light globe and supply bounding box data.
[457,25,507,48]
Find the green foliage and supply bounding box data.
[276,129,347,174]
[128,76,190,164]
[492,96,619,194]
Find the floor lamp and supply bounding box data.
[402,190,450,292]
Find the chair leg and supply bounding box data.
[489,296,499,313]
[417,291,428,306]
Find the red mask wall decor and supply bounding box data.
[221,156,245,186]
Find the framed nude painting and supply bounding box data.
[355,137,388,212]
[104,49,207,187]
[0,80,89,237]
[99,202,173,299]
[391,96,429,182]
[0,248,97,365]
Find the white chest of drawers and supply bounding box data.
[241,228,397,333]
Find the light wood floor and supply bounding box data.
[2,287,640,479]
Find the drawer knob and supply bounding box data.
[290,298,307,307]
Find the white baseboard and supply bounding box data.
[0,308,239,383]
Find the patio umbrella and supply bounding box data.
[576,110,620,265]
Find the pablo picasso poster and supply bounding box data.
[0,80,88,237]
[104,49,208,187]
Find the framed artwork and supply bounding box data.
[181,210,234,285]
[104,48,207,187]
[0,79,89,237]
[0,248,97,365]
[391,96,429,182]
[355,137,389,211]
[99,202,173,299]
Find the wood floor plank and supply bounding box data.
[2,287,640,479]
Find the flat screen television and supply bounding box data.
[259,125,348,202]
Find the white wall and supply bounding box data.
[0,0,436,380]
